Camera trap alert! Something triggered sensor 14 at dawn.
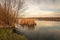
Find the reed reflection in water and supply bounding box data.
[14,21,60,40]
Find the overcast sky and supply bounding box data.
[19,0,60,17]
[0,0,60,17]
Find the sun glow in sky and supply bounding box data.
[19,0,60,17]
[0,0,60,17]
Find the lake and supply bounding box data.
[35,21,60,29]
[14,21,60,40]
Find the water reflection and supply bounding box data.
[36,21,60,27]
[14,21,60,40]
[34,21,60,30]
[15,21,60,32]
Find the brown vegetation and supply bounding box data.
[0,0,24,28]
[18,18,36,29]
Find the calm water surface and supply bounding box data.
[35,21,60,27]
[15,21,60,40]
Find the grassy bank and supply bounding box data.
[0,29,27,40]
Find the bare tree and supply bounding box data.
[0,0,24,28]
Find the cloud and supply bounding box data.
[25,0,60,9]
[19,0,60,17]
